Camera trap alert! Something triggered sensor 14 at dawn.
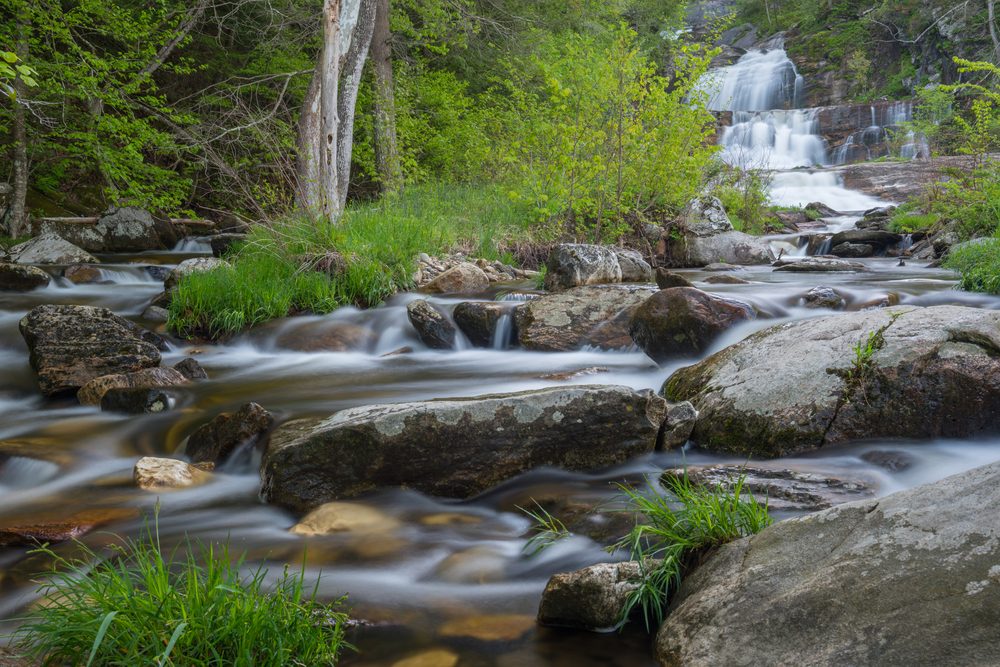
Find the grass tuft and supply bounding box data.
[943,238,1000,294]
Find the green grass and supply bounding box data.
[0,235,30,250]
[611,473,771,630]
[944,238,1000,294]
[14,525,350,666]
[168,183,536,338]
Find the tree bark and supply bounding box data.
[9,14,29,238]
[335,0,376,210]
[989,0,1000,63]
[371,0,402,194]
[318,0,345,219]
[296,54,322,210]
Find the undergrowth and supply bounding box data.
[944,238,1000,294]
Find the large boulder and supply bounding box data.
[185,402,274,466]
[453,301,515,348]
[164,257,229,291]
[829,229,901,250]
[663,231,775,268]
[77,366,189,406]
[681,197,734,237]
[7,233,98,265]
[0,263,50,291]
[538,561,645,632]
[422,262,490,294]
[406,299,457,349]
[95,207,177,252]
[655,462,1000,666]
[544,244,623,291]
[261,385,668,511]
[663,306,1000,457]
[629,288,754,364]
[19,305,165,397]
[614,249,654,283]
[514,285,655,352]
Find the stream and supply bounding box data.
[2,46,1000,667]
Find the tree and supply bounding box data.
[371,0,402,193]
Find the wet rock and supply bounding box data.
[702,263,742,272]
[773,257,866,272]
[391,649,459,667]
[629,288,754,364]
[95,207,175,252]
[514,285,655,352]
[0,507,136,546]
[703,274,749,285]
[662,465,874,512]
[0,263,50,291]
[209,233,246,258]
[406,299,457,350]
[614,249,653,283]
[273,321,377,353]
[439,614,535,642]
[173,357,208,381]
[164,257,229,291]
[662,306,1000,457]
[830,242,874,258]
[141,305,169,323]
[291,502,400,536]
[661,401,698,449]
[144,265,171,282]
[7,233,98,265]
[682,197,734,236]
[539,366,609,382]
[802,286,845,310]
[830,229,902,249]
[435,545,508,583]
[77,366,189,406]
[63,264,102,284]
[453,301,513,348]
[422,262,490,294]
[850,291,901,311]
[185,402,274,466]
[666,232,775,268]
[805,202,840,217]
[101,387,176,414]
[19,305,165,397]
[655,462,1000,666]
[134,456,211,490]
[538,561,645,631]
[860,449,914,472]
[262,385,668,511]
[544,244,623,291]
[656,268,694,289]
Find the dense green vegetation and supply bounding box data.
[945,239,1000,294]
[15,527,350,665]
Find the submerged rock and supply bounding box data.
[406,299,457,349]
[134,457,211,490]
[77,366,189,406]
[538,561,645,632]
[656,461,1000,666]
[185,402,274,466]
[773,257,866,272]
[19,305,165,397]
[272,321,377,353]
[0,507,136,547]
[656,268,694,289]
[63,264,103,284]
[291,502,400,536]
[0,263,50,291]
[802,286,845,310]
[629,288,754,364]
[514,285,655,351]
[261,385,668,511]
[6,233,98,265]
[663,306,1000,457]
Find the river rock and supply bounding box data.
[656,268,694,289]
[703,274,749,285]
[95,207,176,252]
[629,288,754,364]
[63,264,103,284]
[439,614,535,642]
[422,262,489,294]
[805,201,840,217]
[772,257,866,272]
[173,357,208,380]
[661,401,698,449]
[453,301,513,348]
[543,244,624,291]
[7,233,98,265]
[662,464,874,512]
[77,366,189,406]
[273,321,377,352]
[406,299,457,349]
[514,285,655,352]
[134,457,211,490]
[261,385,668,511]
[662,306,1000,457]
[391,649,459,667]
[802,286,845,309]
[185,402,274,466]
[830,242,874,258]
[210,233,246,258]
[830,229,901,249]
[537,561,645,632]
[664,231,775,268]
[19,305,165,396]
[164,257,229,291]
[101,387,177,414]
[0,507,136,547]
[142,305,169,323]
[0,263,50,291]
[291,501,400,536]
[655,462,1000,666]
[614,249,653,283]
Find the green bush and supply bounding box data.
[943,238,1000,294]
[15,527,350,666]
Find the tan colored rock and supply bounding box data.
[77,367,189,406]
[439,614,535,642]
[392,649,459,667]
[134,457,211,490]
[291,502,400,536]
[422,262,490,294]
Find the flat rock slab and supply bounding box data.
[773,257,866,272]
[262,385,668,511]
[656,461,1000,666]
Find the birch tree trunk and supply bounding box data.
[318,0,344,220]
[296,56,322,210]
[335,0,376,210]
[9,14,29,238]
[371,0,402,194]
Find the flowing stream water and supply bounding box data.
[1,47,999,667]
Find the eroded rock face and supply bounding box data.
[19,305,164,396]
[515,285,655,352]
[0,263,50,291]
[663,306,1000,457]
[538,561,645,632]
[185,402,274,466]
[406,299,457,350]
[77,367,189,406]
[261,385,668,511]
[629,288,754,364]
[656,462,1000,666]
[7,233,98,265]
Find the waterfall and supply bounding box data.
[832,101,929,164]
[491,312,513,350]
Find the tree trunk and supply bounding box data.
[318,0,344,219]
[296,55,322,211]
[989,0,1000,63]
[335,0,376,210]
[9,15,29,238]
[371,0,402,194]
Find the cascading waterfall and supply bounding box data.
[832,101,930,164]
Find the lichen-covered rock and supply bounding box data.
[663,306,1000,457]
[802,286,845,310]
[422,262,490,294]
[544,244,623,291]
[7,233,98,265]
[453,301,515,348]
[681,197,734,237]
[185,402,274,466]
[173,357,208,380]
[261,385,668,511]
[661,401,698,449]
[77,366,189,406]
[164,257,229,291]
[19,305,165,396]
[0,262,50,291]
[614,249,654,283]
[773,257,866,272]
[95,207,176,252]
[515,285,655,352]
[538,561,645,632]
[663,231,775,268]
[406,299,457,349]
[134,457,211,490]
[656,462,1000,666]
[629,288,754,364]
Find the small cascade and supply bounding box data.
[172,237,213,253]
[720,109,827,169]
[832,101,930,165]
[491,312,514,350]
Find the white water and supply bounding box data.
[831,101,930,165]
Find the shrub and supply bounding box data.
[14,526,350,666]
[944,238,1000,294]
